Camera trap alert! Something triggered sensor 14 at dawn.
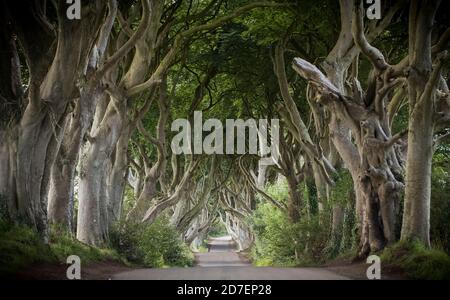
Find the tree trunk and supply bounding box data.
[48,75,110,228]
[176,157,218,232]
[11,1,106,235]
[106,127,130,226]
[0,129,17,220]
[401,0,441,247]
[286,173,301,223]
[142,157,199,224]
[126,87,169,222]
[47,106,81,228]
[401,113,433,246]
[77,102,123,246]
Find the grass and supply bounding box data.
[195,245,209,253]
[0,220,127,276]
[381,240,450,280]
[0,220,54,274]
[49,229,126,265]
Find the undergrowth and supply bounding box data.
[0,219,124,276]
[381,240,450,280]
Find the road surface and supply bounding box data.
[112,236,349,280]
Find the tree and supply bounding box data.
[1,1,109,236]
[401,0,450,246]
[291,0,406,255]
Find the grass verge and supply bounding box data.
[0,220,126,277]
[381,240,450,280]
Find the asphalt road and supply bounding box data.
[112,236,349,280]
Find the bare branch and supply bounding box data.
[95,0,151,80]
[385,129,408,149]
[414,51,449,115]
[352,0,388,71]
[434,131,450,149]
[238,156,286,211]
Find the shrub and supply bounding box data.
[207,221,227,238]
[110,217,193,268]
[326,169,357,258]
[109,221,145,263]
[0,195,9,221]
[251,202,297,266]
[251,173,357,266]
[431,148,450,253]
[250,200,329,266]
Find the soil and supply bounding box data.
[323,257,407,280]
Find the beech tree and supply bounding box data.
[1,1,109,236]
[401,0,450,246]
[72,0,285,245]
[291,1,407,255]
[1,0,449,274]
[292,0,450,254]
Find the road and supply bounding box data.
[112,236,349,280]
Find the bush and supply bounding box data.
[326,169,357,258]
[207,221,227,238]
[431,148,450,253]
[251,173,357,266]
[0,195,9,221]
[250,198,329,266]
[110,217,193,268]
[251,202,297,266]
[381,240,450,280]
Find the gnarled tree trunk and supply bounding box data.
[10,1,106,235]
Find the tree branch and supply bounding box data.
[126,1,289,96]
[95,0,151,80]
[352,0,389,71]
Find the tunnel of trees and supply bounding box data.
[1,0,450,279]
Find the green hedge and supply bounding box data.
[110,217,193,268]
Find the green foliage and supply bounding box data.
[265,179,290,204]
[207,221,227,238]
[381,240,450,280]
[302,180,318,216]
[330,169,353,206]
[49,225,123,265]
[250,180,330,266]
[251,202,330,266]
[0,220,122,276]
[251,169,358,267]
[239,9,295,46]
[391,104,409,134]
[327,169,357,258]
[110,217,194,268]
[431,144,450,253]
[0,195,9,221]
[0,220,53,275]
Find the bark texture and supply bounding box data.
[401,0,446,246]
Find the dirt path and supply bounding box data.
[112,236,350,280]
